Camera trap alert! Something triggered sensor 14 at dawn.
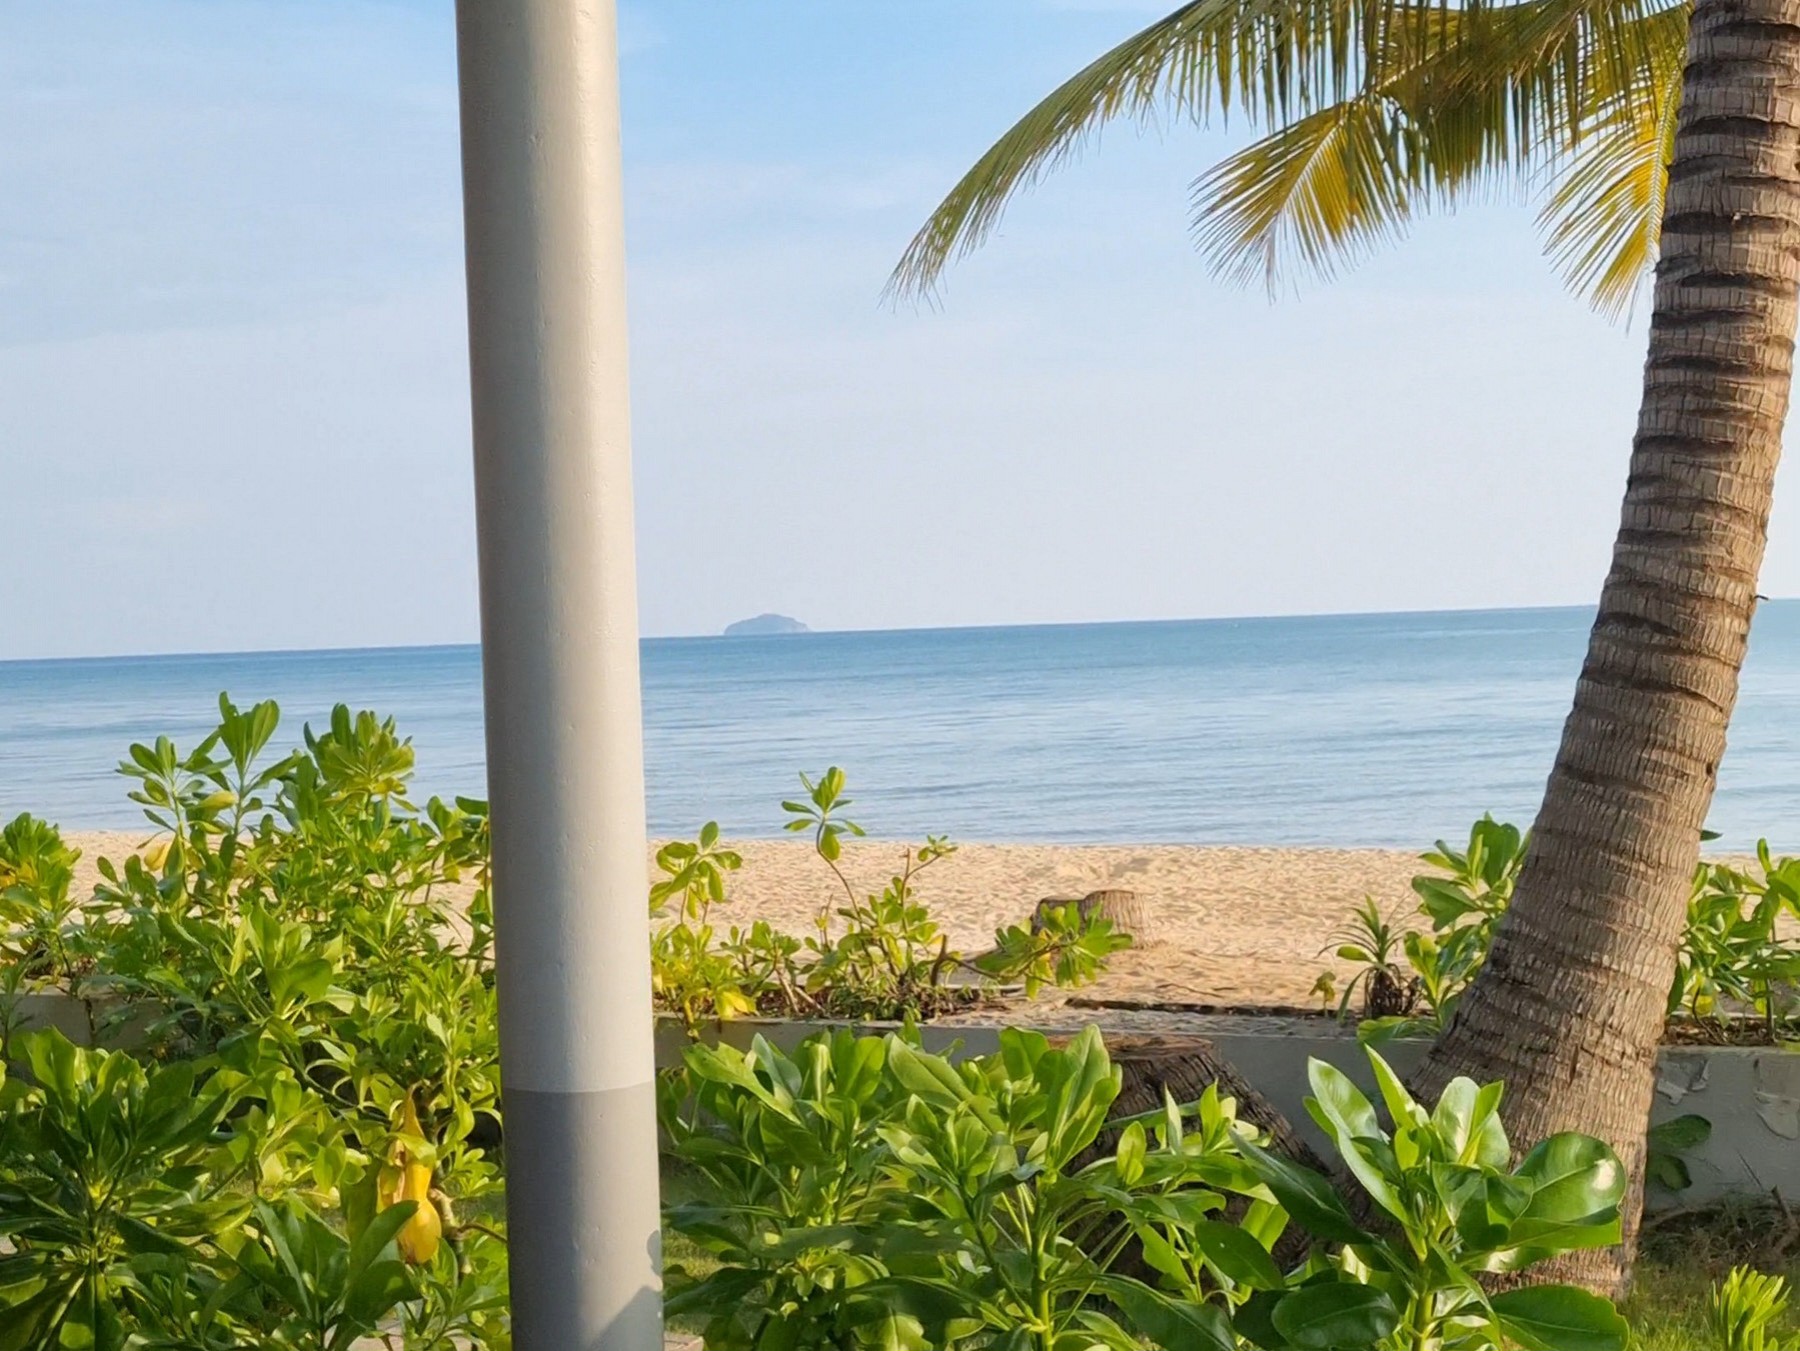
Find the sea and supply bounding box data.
[4,604,1800,850]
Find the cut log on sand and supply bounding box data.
[1031,888,1160,946]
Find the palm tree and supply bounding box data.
[893,0,1800,1293]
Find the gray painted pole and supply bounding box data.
[452,3,662,1349]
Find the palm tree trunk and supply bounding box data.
[1408,0,1800,1295]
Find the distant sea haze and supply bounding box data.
[5,605,1800,850]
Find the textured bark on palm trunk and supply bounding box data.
[1408,0,1800,1295]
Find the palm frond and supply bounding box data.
[1536,5,1684,315]
[892,0,1689,306]
[1190,0,1684,298]
[888,0,1422,297]
[1192,97,1418,288]
[1381,0,1679,152]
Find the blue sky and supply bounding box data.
[4,0,1789,658]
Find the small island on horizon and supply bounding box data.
[723,613,810,637]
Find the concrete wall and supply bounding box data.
[1654,1044,1800,1206]
[656,1016,1800,1211]
[19,997,1792,1210]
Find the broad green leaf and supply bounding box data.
[1043,1026,1121,1159]
[662,1268,763,1320]
[1188,1218,1284,1290]
[1133,1225,1189,1284]
[1115,1120,1146,1185]
[1238,1138,1371,1246]
[1307,1058,1379,1141]
[1272,1282,1401,1349]
[1365,1050,1425,1131]
[1232,1289,1293,1351]
[1647,1113,1711,1152]
[1489,1284,1630,1351]
[1094,1274,1236,1351]
[1486,1217,1623,1272]
[884,1038,970,1110]
[1464,1080,1510,1169]
[1513,1133,1627,1228]
[1305,1059,1403,1222]
[1430,1077,1479,1150]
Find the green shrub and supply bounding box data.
[662,1025,1266,1351]
[0,813,97,1051]
[651,768,1127,1034]
[0,704,1658,1350]
[663,1025,1631,1351]
[0,1031,249,1347]
[0,696,505,1347]
[1673,845,1800,1037]
[660,1029,916,1349]
[1323,898,1417,1020]
[218,1198,421,1351]
[1333,816,1800,1046]
[1235,1051,1629,1351]
[1711,1266,1800,1351]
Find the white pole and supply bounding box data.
[452,3,661,1348]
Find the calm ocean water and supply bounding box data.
[4,605,1800,849]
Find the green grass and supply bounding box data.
[1625,1201,1800,1349]
[660,1157,717,1335]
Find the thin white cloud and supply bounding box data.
[631,158,954,224]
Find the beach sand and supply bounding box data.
[65,830,1431,1007]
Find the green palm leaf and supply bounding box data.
[893,0,1689,311]
[1192,97,1417,288]
[1536,5,1684,315]
[887,0,1423,297]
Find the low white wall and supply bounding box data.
[655,1016,1800,1211]
[18,996,1790,1210]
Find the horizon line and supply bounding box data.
[9,596,1787,667]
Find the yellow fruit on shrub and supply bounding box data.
[393,1160,442,1263]
[381,1093,443,1264]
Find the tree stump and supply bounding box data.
[1030,888,1159,946]
[1083,889,1157,946]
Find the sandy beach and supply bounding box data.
[65,830,1434,1008]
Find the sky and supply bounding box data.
[5,0,1796,659]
